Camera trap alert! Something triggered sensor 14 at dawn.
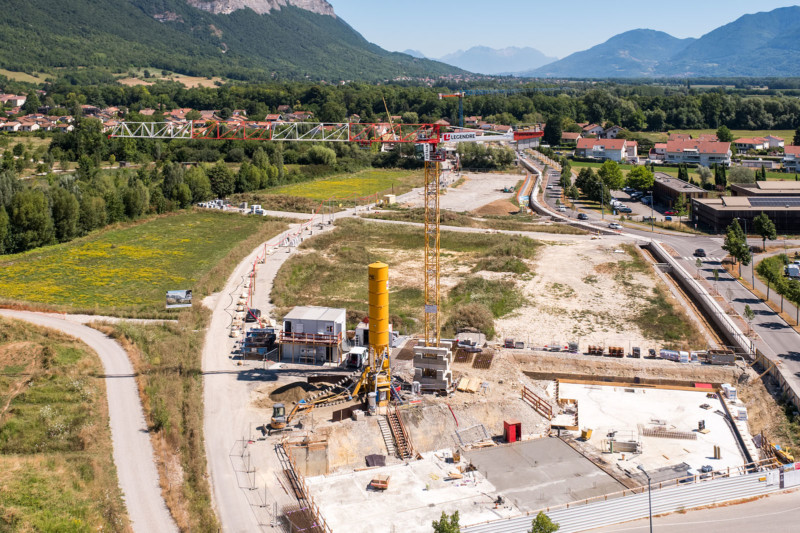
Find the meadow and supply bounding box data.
[0,318,127,532]
[270,168,423,202]
[0,210,287,314]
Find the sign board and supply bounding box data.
[166,289,192,309]
[441,132,477,142]
[519,196,529,203]
[424,305,438,313]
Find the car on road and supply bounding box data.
[558,205,567,212]
[609,223,623,230]
[694,248,707,257]
[664,210,676,215]
[577,213,589,220]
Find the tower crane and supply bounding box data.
[109,120,542,388]
[438,86,568,128]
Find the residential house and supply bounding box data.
[784,146,800,173]
[55,123,74,133]
[264,114,283,122]
[464,116,482,126]
[697,134,719,142]
[764,135,785,149]
[664,140,732,166]
[492,124,512,134]
[2,121,20,132]
[277,105,292,114]
[349,114,362,123]
[740,159,779,170]
[199,110,218,121]
[139,108,156,116]
[18,120,39,132]
[649,142,667,161]
[602,125,624,139]
[81,105,100,116]
[560,131,582,145]
[168,108,193,120]
[0,94,26,107]
[433,118,450,127]
[668,133,692,141]
[575,138,628,162]
[626,140,638,162]
[734,137,768,152]
[582,123,604,137]
[289,111,314,121]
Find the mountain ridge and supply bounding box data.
[437,46,556,75]
[0,0,464,81]
[529,6,800,78]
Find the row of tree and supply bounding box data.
[14,77,800,133]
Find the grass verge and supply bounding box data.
[0,317,128,532]
[0,210,288,317]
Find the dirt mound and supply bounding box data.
[269,382,322,403]
[472,199,518,216]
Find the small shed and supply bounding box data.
[504,420,522,443]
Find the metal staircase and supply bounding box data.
[377,417,396,456]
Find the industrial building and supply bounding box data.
[692,181,800,233]
[280,306,346,364]
[652,174,708,208]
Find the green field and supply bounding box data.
[271,169,423,202]
[0,318,127,531]
[0,68,49,83]
[0,210,287,313]
[571,160,682,179]
[669,129,796,143]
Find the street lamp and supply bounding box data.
[648,191,654,232]
[637,465,654,533]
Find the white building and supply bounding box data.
[665,140,731,167]
[784,146,800,173]
[575,138,635,162]
[280,306,346,364]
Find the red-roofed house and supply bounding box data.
[734,138,767,152]
[665,140,731,166]
[264,114,283,122]
[561,131,582,145]
[783,146,800,172]
[582,124,604,137]
[576,138,630,162]
[697,134,719,142]
[626,140,638,162]
[765,135,784,149]
[492,124,512,133]
[668,133,692,141]
[277,105,292,113]
[2,121,20,132]
[650,142,668,161]
[0,94,26,107]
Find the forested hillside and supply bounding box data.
[0,0,463,81]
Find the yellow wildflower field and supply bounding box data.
[0,211,284,312]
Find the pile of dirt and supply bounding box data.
[269,382,323,403]
[471,199,518,216]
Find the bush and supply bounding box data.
[445,302,495,338]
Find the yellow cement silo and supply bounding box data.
[368,261,390,357]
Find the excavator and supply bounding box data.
[268,401,312,435]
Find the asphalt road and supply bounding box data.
[0,310,177,533]
[586,489,800,533]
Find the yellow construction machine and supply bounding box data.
[268,401,313,435]
[770,441,795,464]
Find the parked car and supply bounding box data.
[558,205,567,212]
[609,223,622,229]
[245,308,261,323]
[618,207,633,213]
[694,248,707,257]
[665,216,673,221]
[577,213,589,220]
[664,210,676,215]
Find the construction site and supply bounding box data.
[106,121,799,532]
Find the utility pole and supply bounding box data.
[637,465,654,533]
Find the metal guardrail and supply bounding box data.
[464,465,781,533]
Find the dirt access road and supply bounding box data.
[202,220,336,532]
[0,310,177,533]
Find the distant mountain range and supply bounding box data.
[0,0,464,81]
[529,6,800,78]
[436,46,556,75]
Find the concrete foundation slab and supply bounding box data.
[559,382,750,476]
[306,451,518,533]
[464,438,626,512]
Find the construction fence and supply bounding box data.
[465,462,793,533]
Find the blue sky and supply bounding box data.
[327,1,800,58]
